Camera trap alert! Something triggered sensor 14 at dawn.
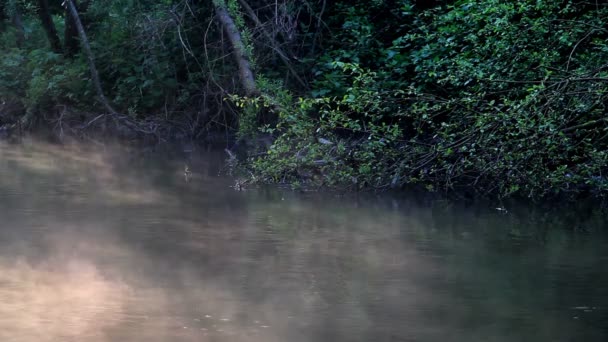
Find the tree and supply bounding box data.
[63,0,91,57]
[11,4,25,46]
[64,0,113,114]
[64,0,79,57]
[213,0,258,95]
[0,2,6,32]
[37,0,62,53]
[0,1,26,46]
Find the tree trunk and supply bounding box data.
[64,0,116,115]
[1,2,26,46]
[11,7,26,47]
[65,0,147,134]
[0,3,6,32]
[64,0,91,57]
[64,0,80,57]
[37,0,62,53]
[213,1,258,95]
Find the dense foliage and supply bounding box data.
[247,0,608,199]
[0,0,270,136]
[1,0,607,198]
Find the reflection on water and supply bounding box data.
[0,140,606,341]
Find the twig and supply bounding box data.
[566,29,596,72]
[562,117,608,133]
[237,0,307,88]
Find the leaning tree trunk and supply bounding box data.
[65,0,145,133]
[64,0,91,57]
[11,7,26,47]
[0,3,6,32]
[64,0,116,115]
[37,0,62,53]
[1,1,26,46]
[64,0,80,57]
[213,1,258,95]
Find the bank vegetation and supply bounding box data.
[0,0,607,199]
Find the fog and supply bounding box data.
[0,140,606,341]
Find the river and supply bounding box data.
[0,140,606,341]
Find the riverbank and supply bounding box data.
[2,1,607,201]
[1,126,606,208]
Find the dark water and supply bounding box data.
[0,140,606,342]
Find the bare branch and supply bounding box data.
[237,0,307,88]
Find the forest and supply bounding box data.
[0,0,607,199]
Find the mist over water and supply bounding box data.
[0,140,606,342]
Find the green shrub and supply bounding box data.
[249,0,608,198]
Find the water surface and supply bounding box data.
[0,140,606,341]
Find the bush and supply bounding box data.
[248,0,608,198]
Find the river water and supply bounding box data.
[0,140,606,342]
